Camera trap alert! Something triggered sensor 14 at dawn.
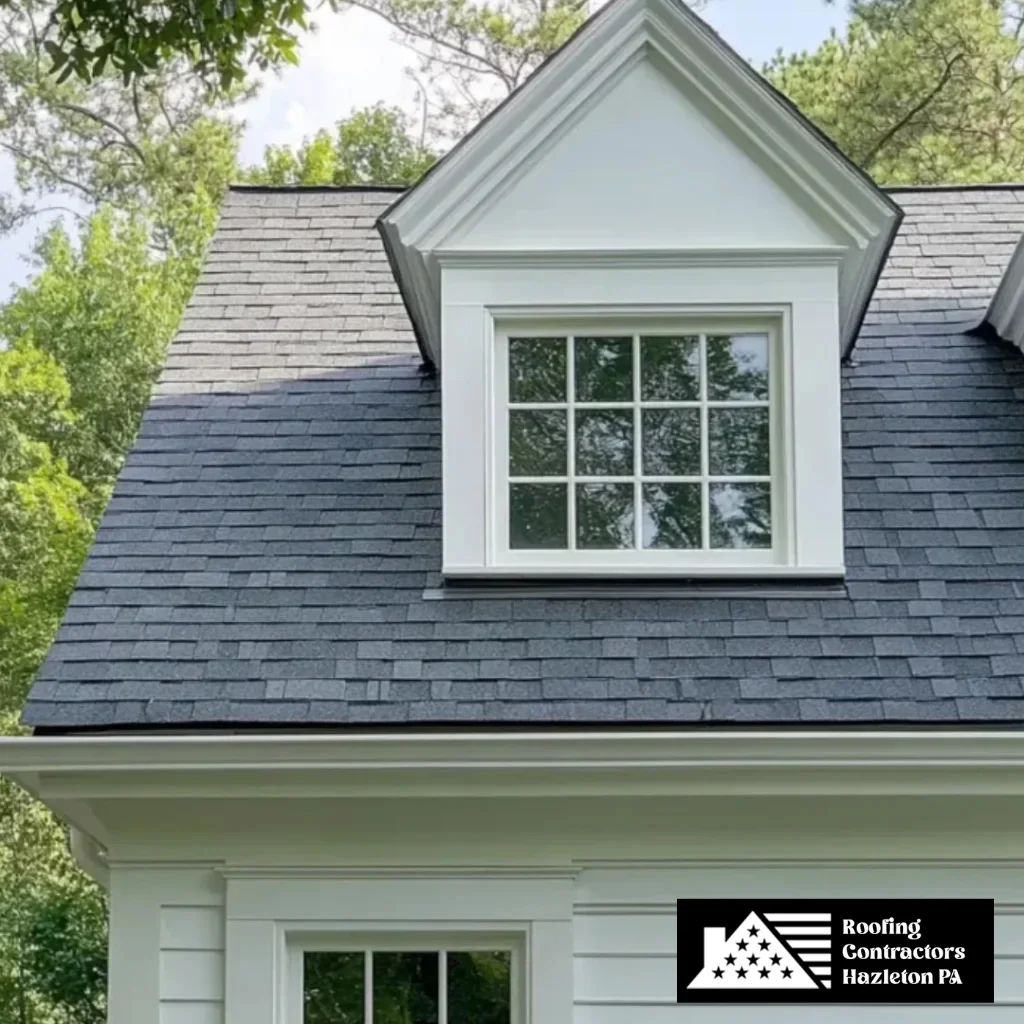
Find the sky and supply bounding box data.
[0,0,847,295]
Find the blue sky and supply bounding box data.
[0,0,846,295]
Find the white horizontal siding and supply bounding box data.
[161,907,224,951]
[160,903,224,1024]
[577,1006,1024,1023]
[161,1004,224,1024]
[574,954,1024,1003]
[574,866,1024,1021]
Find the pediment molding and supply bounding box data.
[379,0,901,364]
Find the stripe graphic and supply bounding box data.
[764,912,833,989]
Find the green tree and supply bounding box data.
[0,1,246,245]
[245,104,437,185]
[768,0,1024,184]
[1,213,196,495]
[0,709,106,1024]
[11,0,316,88]
[0,347,92,711]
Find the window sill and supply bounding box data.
[442,563,845,580]
[429,568,848,600]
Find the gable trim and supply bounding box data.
[379,0,901,365]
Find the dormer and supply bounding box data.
[379,0,901,579]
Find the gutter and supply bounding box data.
[3,729,1024,778]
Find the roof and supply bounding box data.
[21,183,1024,731]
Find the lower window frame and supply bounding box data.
[286,928,528,1024]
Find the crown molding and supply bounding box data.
[6,730,1024,801]
[434,247,846,270]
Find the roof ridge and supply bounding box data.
[885,182,1024,194]
[228,184,408,194]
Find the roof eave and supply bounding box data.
[6,730,1024,801]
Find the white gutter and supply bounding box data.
[2,729,1024,788]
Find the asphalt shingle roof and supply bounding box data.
[22,183,1024,730]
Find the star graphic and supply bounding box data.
[770,954,781,965]
[748,925,760,937]
[737,939,748,951]
[759,967,770,978]
[758,939,770,951]
[782,968,793,979]
[736,967,748,979]
[713,967,724,979]
[747,955,759,966]
[725,954,736,965]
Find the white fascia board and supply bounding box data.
[378,0,901,366]
[5,730,1024,799]
[986,231,1024,349]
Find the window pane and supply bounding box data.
[510,484,567,548]
[448,952,511,1024]
[575,336,633,402]
[575,409,633,476]
[707,333,769,401]
[577,483,635,549]
[509,337,566,403]
[509,409,566,476]
[642,483,701,549]
[708,407,770,477]
[642,408,700,476]
[710,482,772,549]
[374,953,438,1024]
[304,952,364,1024]
[640,335,699,401]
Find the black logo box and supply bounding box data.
[677,899,994,1004]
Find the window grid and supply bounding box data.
[506,331,772,552]
[566,335,577,550]
[306,948,511,1024]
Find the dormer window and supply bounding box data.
[500,324,782,566]
[377,0,901,580]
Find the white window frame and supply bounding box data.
[488,312,794,573]
[440,259,847,580]
[287,930,526,1024]
[223,872,574,1024]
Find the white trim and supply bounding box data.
[380,0,900,364]
[442,276,843,576]
[70,826,110,887]
[496,321,784,570]
[987,232,1024,349]
[435,247,847,269]
[7,731,1024,800]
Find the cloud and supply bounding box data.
[238,8,420,165]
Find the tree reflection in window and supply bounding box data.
[506,332,773,552]
[303,950,511,1024]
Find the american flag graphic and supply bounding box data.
[764,912,833,990]
[686,910,832,991]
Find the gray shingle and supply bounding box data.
[22,184,1024,729]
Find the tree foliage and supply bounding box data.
[768,0,1024,184]
[245,103,437,185]
[10,0,320,88]
[0,10,241,1022]
[0,1,246,244]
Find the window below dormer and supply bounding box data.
[494,322,786,570]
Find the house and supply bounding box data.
[5,0,1024,1019]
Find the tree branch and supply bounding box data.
[857,52,967,169]
[49,101,147,164]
